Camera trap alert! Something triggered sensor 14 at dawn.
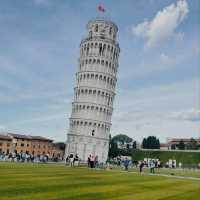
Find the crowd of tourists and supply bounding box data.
[138,160,157,173]
[110,156,200,173]
[0,151,60,163]
[65,154,100,168]
[112,156,160,173]
[2,151,200,173]
[65,153,80,167]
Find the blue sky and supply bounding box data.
[0,0,199,142]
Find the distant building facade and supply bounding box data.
[0,134,12,154]
[9,134,33,154]
[167,138,200,150]
[51,142,65,159]
[140,138,200,150]
[0,133,64,158]
[29,136,54,156]
[160,143,169,150]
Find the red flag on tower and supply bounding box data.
[97,4,105,12]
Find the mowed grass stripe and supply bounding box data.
[0,162,199,200]
[2,179,199,200]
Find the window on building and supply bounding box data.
[86,47,89,55]
[89,31,92,38]
[113,32,116,39]
[99,44,102,55]
[95,24,98,32]
[0,143,2,146]
[109,27,112,35]
[27,144,29,147]
[92,130,95,136]
[21,143,24,147]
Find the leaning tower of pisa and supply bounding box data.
[65,18,120,163]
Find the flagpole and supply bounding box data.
[96,4,112,22]
[96,4,106,20]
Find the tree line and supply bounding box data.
[109,134,199,158]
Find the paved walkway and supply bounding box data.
[119,170,200,181]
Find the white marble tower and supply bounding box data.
[65,18,120,163]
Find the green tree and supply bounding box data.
[142,136,160,149]
[178,140,185,150]
[133,141,137,149]
[108,134,119,158]
[186,138,198,150]
[112,134,133,144]
[142,138,147,148]
[108,134,134,158]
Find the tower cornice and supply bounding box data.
[74,85,116,96]
[69,117,112,126]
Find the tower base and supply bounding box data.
[65,134,109,163]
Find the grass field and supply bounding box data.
[0,162,200,200]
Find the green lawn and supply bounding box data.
[0,162,200,200]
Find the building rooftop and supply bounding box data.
[160,143,169,147]
[0,132,53,142]
[8,133,32,140]
[87,18,118,31]
[168,138,200,142]
[0,133,12,141]
[31,136,53,142]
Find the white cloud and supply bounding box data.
[119,53,176,80]
[111,78,199,141]
[175,32,185,41]
[170,109,200,122]
[160,53,174,65]
[0,125,6,131]
[132,0,189,48]
[11,114,66,125]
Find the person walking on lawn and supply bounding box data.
[150,160,155,173]
[139,161,144,173]
[123,157,130,171]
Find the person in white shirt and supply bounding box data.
[69,154,74,167]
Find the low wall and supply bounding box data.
[132,149,200,166]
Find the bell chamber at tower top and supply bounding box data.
[86,19,118,42]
